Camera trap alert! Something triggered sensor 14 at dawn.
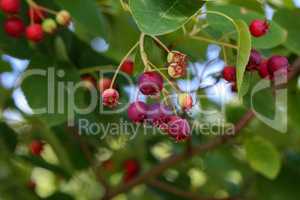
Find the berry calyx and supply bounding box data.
[258,59,271,79]
[26,24,44,42]
[249,19,269,37]
[28,7,47,23]
[167,51,188,67]
[267,55,289,77]
[56,10,71,26]
[29,140,44,156]
[102,88,119,108]
[178,93,193,110]
[147,103,172,127]
[127,101,148,123]
[27,180,36,191]
[0,0,21,14]
[168,62,186,79]
[247,49,262,71]
[222,66,236,82]
[81,74,97,89]
[138,71,163,96]
[4,16,25,38]
[98,78,113,93]
[167,116,190,142]
[42,19,57,34]
[121,59,134,75]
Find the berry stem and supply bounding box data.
[110,41,139,88]
[190,35,238,49]
[26,0,57,15]
[139,33,151,71]
[150,35,171,53]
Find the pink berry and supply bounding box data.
[121,59,134,75]
[102,88,119,108]
[247,49,262,71]
[127,101,148,123]
[249,19,269,37]
[4,16,25,38]
[138,71,163,95]
[267,55,289,77]
[29,140,44,156]
[28,7,47,23]
[222,66,236,82]
[147,103,172,126]
[167,116,190,142]
[178,93,193,110]
[98,78,113,93]
[26,24,44,42]
[258,60,271,79]
[0,0,21,14]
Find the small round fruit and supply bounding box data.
[123,159,140,182]
[26,24,44,42]
[249,19,269,37]
[168,62,186,78]
[222,66,236,82]
[147,103,172,126]
[42,19,57,34]
[28,7,47,23]
[4,16,25,38]
[81,74,97,89]
[258,60,270,79]
[138,71,163,95]
[121,59,134,75]
[98,78,113,93]
[167,51,188,67]
[56,10,71,26]
[247,49,262,71]
[0,0,21,14]
[167,116,190,142]
[127,101,148,123]
[267,55,289,76]
[29,140,44,156]
[102,89,119,108]
[178,93,193,110]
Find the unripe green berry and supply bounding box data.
[42,19,57,34]
[56,10,71,26]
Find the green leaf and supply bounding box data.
[54,0,107,41]
[0,60,11,73]
[129,0,204,35]
[0,122,18,152]
[245,136,281,179]
[273,9,300,55]
[235,19,251,98]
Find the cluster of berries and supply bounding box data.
[122,159,140,183]
[222,50,289,91]
[0,0,71,42]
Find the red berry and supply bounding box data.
[127,101,148,123]
[102,88,119,108]
[267,55,289,77]
[4,16,25,38]
[121,59,134,75]
[167,116,190,142]
[247,49,262,71]
[98,78,113,93]
[29,140,44,156]
[138,71,163,95]
[28,7,47,23]
[146,103,172,126]
[123,159,140,182]
[26,24,44,42]
[178,93,193,110]
[258,59,271,79]
[81,74,97,89]
[0,0,21,14]
[249,19,269,37]
[222,66,236,82]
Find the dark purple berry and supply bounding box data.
[138,71,163,95]
[247,49,262,71]
[127,101,148,123]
